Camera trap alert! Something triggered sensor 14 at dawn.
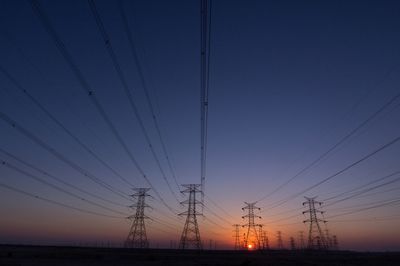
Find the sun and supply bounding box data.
[247,244,253,250]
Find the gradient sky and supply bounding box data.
[1,0,400,251]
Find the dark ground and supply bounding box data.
[1,245,399,266]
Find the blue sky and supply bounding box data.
[0,0,400,250]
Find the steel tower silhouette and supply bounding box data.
[325,228,333,249]
[258,225,264,250]
[124,188,151,248]
[179,184,202,249]
[242,202,261,249]
[332,235,339,250]
[262,231,270,250]
[303,196,328,249]
[276,231,284,249]
[258,225,269,250]
[290,237,296,250]
[233,224,241,250]
[299,231,306,250]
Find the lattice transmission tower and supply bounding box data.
[258,225,269,250]
[262,231,270,250]
[325,228,333,248]
[290,237,296,250]
[258,225,265,250]
[179,184,202,249]
[302,196,328,249]
[276,231,284,249]
[242,202,261,249]
[299,231,306,250]
[332,235,339,250]
[124,188,151,248]
[233,224,241,250]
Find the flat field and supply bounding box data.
[1,245,399,266]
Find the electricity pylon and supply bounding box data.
[258,225,269,250]
[262,231,270,250]
[276,231,284,249]
[299,231,306,250]
[325,228,333,249]
[303,196,328,249]
[332,235,339,250]
[179,184,202,249]
[233,224,241,250]
[242,202,262,249]
[124,188,151,248]
[258,225,264,249]
[290,237,296,250]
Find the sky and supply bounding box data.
[0,0,400,251]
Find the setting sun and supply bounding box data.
[0,1,400,265]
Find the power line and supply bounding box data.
[200,0,212,205]
[0,24,130,171]
[148,193,179,215]
[147,215,181,232]
[346,186,400,201]
[0,111,130,200]
[150,206,181,224]
[87,0,180,202]
[204,193,236,220]
[257,89,400,203]
[203,216,231,231]
[273,66,400,198]
[326,198,400,219]
[0,182,124,219]
[274,221,303,227]
[147,223,180,237]
[203,149,398,228]
[264,213,303,224]
[265,135,400,210]
[118,0,181,192]
[265,207,302,217]
[0,158,129,216]
[262,197,400,227]
[329,215,400,223]
[266,195,400,225]
[203,204,232,225]
[0,64,135,188]
[332,195,400,211]
[29,0,175,214]
[324,196,400,214]
[324,173,400,208]
[0,147,125,207]
[323,170,400,202]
